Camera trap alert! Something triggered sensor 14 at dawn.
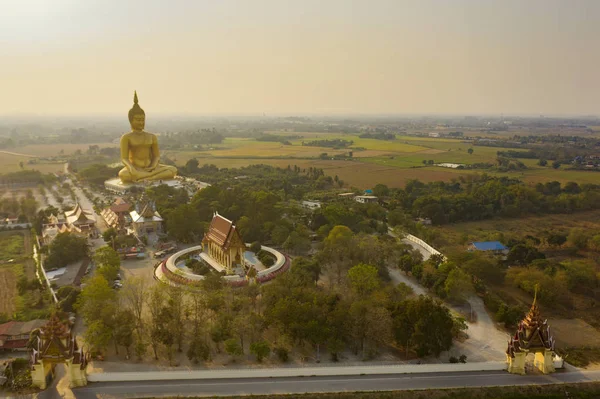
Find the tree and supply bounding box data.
[121,276,147,335]
[506,244,545,266]
[348,300,392,359]
[102,228,118,244]
[185,158,200,174]
[373,184,390,197]
[45,232,89,270]
[348,263,380,298]
[444,268,473,303]
[187,335,210,363]
[76,275,117,354]
[392,296,455,357]
[538,159,547,166]
[589,234,600,252]
[291,257,321,285]
[547,233,567,248]
[113,309,135,358]
[398,254,414,274]
[165,204,203,243]
[93,246,121,281]
[568,228,589,250]
[147,285,166,360]
[250,241,262,254]
[282,231,311,255]
[250,341,270,362]
[467,148,474,155]
[552,161,561,169]
[225,338,243,358]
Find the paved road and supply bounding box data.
[64,369,600,399]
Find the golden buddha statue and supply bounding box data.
[118,92,177,183]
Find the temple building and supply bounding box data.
[65,203,96,234]
[506,292,556,374]
[129,198,163,238]
[30,314,87,389]
[100,197,131,230]
[202,212,246,274]
[41,203,96,244]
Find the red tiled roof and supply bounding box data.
[0,321,17,336]
[203,213,245,251]
[0,339,28,349]
[0,319,46,337]
[205,214,233,247]
[110,203,130,213]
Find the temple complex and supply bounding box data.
[30,314,87,389]
[506,292,556,374]
[202,212,245,274]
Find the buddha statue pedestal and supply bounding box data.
[104,177,182,194]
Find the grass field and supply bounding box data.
[0,231,28,316]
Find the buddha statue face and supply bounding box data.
[131,114,145,132]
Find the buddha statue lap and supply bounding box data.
[118,92,177,183]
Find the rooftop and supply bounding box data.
[471,241,507,251]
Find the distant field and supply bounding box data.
[170,132,600,188]
[0,142,116,175]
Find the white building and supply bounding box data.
[354,195,378,204]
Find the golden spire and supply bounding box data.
[128,90,145,123]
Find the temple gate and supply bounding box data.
[506,292,556,375]
[30,314,88,389]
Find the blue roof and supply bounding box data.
[364,189,373,194]
[472,241,507,251]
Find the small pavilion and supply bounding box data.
[506,291,556,374]
[202,212,245,274]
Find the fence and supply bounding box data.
[33,234,58,303]
[404,233,447,262]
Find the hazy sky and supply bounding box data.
[1,0,599,116]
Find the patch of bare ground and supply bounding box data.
[549,319,600,348]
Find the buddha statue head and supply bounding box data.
[128,91,146,132]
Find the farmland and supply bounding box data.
[0,231,31,317]
[165,131,600,188]
[0,143,117,174]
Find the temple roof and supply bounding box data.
[65,203,95,226]
[203,212,245,250]
[130,198,162,223]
